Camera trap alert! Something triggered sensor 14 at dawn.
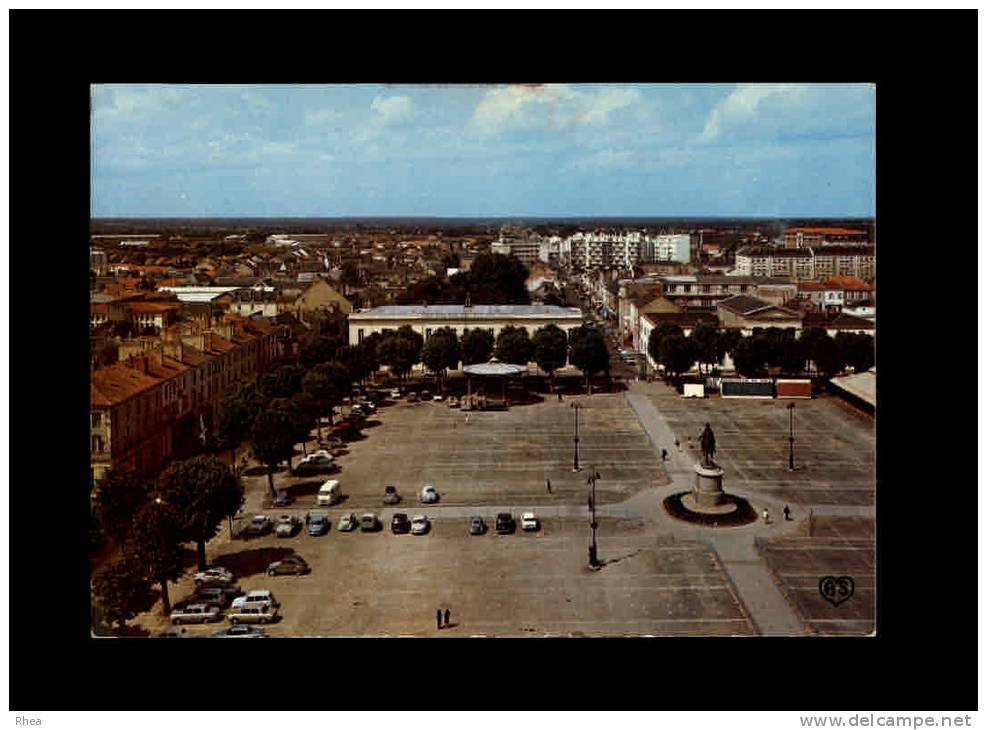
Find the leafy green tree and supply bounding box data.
[92,558,154,631]
[126,500,186,616]
[92,469,150,546]
[495,325,534,365]
[532,324,569,388]
[731,335,772,377]
[251,399,304,495]
[717,328,743,368]
[647,322,684,368]
[798,327,830,375]
[460,328,494,365]
[299,334,343,369]
[812,334,846,378]
[157,455,244,571]
[569,326,609,394]
[302,361,351,434]
[777,336,808,376]
[377,335,419,382]
[836,332,875,373]
[258,364,305,401]
[657,334,696,381]
[421,327,460,393]
[689,323,721,376]
[468,252,531,304]
[212,392,249,467]
[395,325,424,361]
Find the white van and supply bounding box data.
[317,479,342,506]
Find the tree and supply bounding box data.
[258,364,305,401]
[812,334,846,378]
[377,334,419,382]
[837,332,875,373]
[647,322,684,369]
[157,455,244,571]
[212,392,249,468]
[395,325,424,361]
[532,324,569,389]
[689,323,721,376]
[340,260,362,293]
[568,327,609,394]
[468,252,531,304]
[777,336,808,376]
[299,334,343,369]
[93,558,154,631]
[460,328,494,365]
[495,325,534,365]
[798,327,830,375]
[731,335,772,378]
[334,345,368,391]
[126,500,186,616]
[657,334,696,381]
[251,399,304,495]
[421,327,460,393]
[302,361,351,435]
[717,328,743,368]
[92,469,151,546]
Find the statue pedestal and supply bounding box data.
[680,463,737,515]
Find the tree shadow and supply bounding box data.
[212,546,298,578]
[361,419,382,429]
[243,465,282,478]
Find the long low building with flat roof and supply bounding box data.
[348,303,584,345]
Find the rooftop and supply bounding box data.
[349,304,583,320]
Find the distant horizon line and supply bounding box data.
[91,215,875,221]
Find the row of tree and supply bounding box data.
[396,252,532,305]
[92,455,244,627]
[647,323,875,380]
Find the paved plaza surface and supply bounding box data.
[128,378,876,637]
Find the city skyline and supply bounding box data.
[91,83,876,219]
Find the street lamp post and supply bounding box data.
[571,402,581,472]
[788,402,796,471]
[587,468,601,567]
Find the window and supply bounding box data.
[91,411,102,427]
[91,435,104,453]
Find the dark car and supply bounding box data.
[383,486,401,505]
[391,513,411,534]
[495,513,516,535]
[307,513,330,536]
[246,515,274,536]
[469,516,487,535]
[267,555,310,576]
[209,624,267,638]
[273,490,294,507]
[195,584,242,608]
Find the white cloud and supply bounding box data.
[370,95,414,125]
[471,84,642,134]
[304,108,341,127]
[699,84,802,142]
[92,85,186,124]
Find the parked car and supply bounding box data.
[360,512,381,532]
[209,625,267,638]
[411,515,430,535]
[469,516,487,535]
[337,512,357,532]
[295,451,335,476]
[231,590,280,611]
[228,604,279,625]
[420,485,439,504]
[193,567,235,586]
[390,513,411,534]
[406,393,419,403]
[447,397,460,408]
[267,555,310,576]
[350,404,366,418]
[521,512,540,531]
[194,584,242,608]
[383,485,401,505]
[273,490,294,507]
[432,394,444,402]
[275,514,302,538]
[389,389,401,400]
[317,479,342,507]
[170,603,222,625]
[308,513,330,536]
[495,513,516,534]
[246,515,274,536]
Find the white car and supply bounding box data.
[337,512,357,532]
[275,515,301,538]
[170,603,222,625]
[410,515,430,535]
[420,485,439,504]
[521,512,540,531]
[390,389,401,399]
[231,590,280,612]
[193,567,235,585]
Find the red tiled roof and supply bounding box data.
[786,227,867,236]
[91,362,162,407]
[125,302,181,314]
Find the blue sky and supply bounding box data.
[91,83,875,218]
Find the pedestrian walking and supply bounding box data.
[674,438,680,451]
[305,512,311,526]
[661,448,668,462]
[546,478,552,494]
[783,505,791,521]
[436,609,442,630]
[465,413,470,425]
[762,508,770,524]
[444,608,451,627]
[558,391,563,402]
